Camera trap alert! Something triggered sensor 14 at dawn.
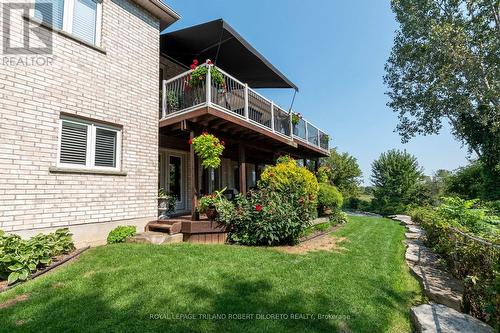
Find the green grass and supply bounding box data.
[0,216,423,333]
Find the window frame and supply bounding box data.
[33,0,102,47]
[57,116,122,172]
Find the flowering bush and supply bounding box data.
[259,156,319,219]
[188,59,225,88]
[222,190,306,246]
[190,132,225,169]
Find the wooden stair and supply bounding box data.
[145,220,182,235]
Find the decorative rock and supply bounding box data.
[392,215,414,225]
[405,232,425,240]
[405,240,439,266]
[411,303,494,333]
[408,262,464,311]
[407,225,425,234]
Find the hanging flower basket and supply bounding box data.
[189,132,225,169]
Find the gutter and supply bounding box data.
[133,0,181,29]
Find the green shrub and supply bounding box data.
[222,190,307,246]
[329,210,348,226]
[107,226,136,244]
[0,229,74,284]
[409,204,500,328]
[318,183,343,213]
[259,157,319,219]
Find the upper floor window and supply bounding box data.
[58,116,122,171]
[34,0,102,46]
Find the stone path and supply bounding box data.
[391,215,494,333]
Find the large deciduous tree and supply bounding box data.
[371,150,423,214]
[384,0,500,199]
[320,148,362,198]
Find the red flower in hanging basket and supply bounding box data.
[190,64,196,70]
[207,59,213,65]
[193,59,199,65]
[188,138,193,145]
[220,140,225,146]
[255,204,263,212]
[202,131,208,135]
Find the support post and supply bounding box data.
[239,144,247,195]
[206,64,211,105]
[289,112,293,137]
[244,84,249,120]
[270,102,275,132]
[161,80,167,119]
[190,131,199,220]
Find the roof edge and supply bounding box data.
[133,0,181,29]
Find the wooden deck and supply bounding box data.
[145,215,229,244]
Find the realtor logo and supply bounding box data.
[2,2,53,55]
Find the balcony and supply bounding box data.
[160,64,329,152]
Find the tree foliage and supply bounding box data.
[384,0,500,199]
[320,148,362,198]
[371,149,423,214]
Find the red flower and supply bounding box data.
[207,59,213,65]
[220,140,225,146]
[188,138,193,145]
[190,64,196,70]
[255,204,263,212]
[193,59,199,65]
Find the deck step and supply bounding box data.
[411,303,494,333]
[146,221,182,235]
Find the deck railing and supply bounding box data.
[161,63,329,152]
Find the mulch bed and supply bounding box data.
[0,246,89,293]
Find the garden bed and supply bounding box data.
[0,246,89,293]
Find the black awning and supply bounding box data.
[161,19,298,91]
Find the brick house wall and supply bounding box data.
[0,0,163,246]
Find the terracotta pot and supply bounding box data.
[205,207,218,221]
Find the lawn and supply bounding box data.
[0,216,423,333]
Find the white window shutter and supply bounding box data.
[72,0,98,44]
[94,128,117,167]
[60,120,88,165]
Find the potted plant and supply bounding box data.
[197,188,227,221]
[291,112,302,126]
[187,59,225,88]
[158,188,177,219]
[189,132,225,169]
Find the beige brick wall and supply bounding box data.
[0,0,161,242]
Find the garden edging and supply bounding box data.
[391,215,494,333]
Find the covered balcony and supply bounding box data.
[160,63,329,155]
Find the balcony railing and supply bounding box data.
[161,63,329,152]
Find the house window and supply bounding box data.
[58,117,121,170]
[34,0,102,46]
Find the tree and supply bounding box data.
[384,0,500,199]
[371,149,423,214]
[320,148,362,198]
[445,160,487,199]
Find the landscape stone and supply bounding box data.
[411,303,494,333]
[408,262,464,311]
[405,240,439,266]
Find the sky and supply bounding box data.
[164,0,471,184]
